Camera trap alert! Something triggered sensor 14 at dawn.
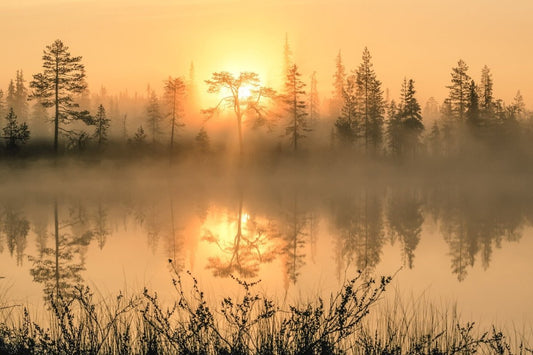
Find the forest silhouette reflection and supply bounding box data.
[0,162,530,305]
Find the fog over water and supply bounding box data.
[0,160,531,336]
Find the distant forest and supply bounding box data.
[1,38,532,166]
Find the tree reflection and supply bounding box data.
[202,191,278,278]
[29,200,94,300]
[279,194,309,286]
[432,186,524,281]
[331,189,385,275]
[387,188,424,269]
[2,207,30,266]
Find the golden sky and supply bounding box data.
[1,0,532,107]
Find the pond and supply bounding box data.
[0,161,532,336]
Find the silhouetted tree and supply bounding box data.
[14,70,29,120]
[282,33,293,88]
[331,50,346,117]
[355,47,385,153]
[129,125,147,147]
[427,121,441,157]
[93,104,110,147]
[195,127,210,153]
[466,80,480,129]
[29,39,88,154]
[163,76,186,152]
[146,91,162,144]
[309,71,319,122]
[203,71,275,157]
[335,74,359,145]
[446,59,471,120]
[3,108,30,153]
[479,65,494,114]
[397,78,424,157]
[386,100,401,157]
[6,80,15,113]
[284,64,309,151]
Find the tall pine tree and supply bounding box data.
[446,59,471,120]
[284,64,309,151]
[29,39,88,154]
[355,47,385,154]
[331,50,346,117]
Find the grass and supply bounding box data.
[0,264,531,355]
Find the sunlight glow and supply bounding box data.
[239,85,254,100]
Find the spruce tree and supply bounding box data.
[479,65,493,113]
[331,50,346,116]
[163,77,186,152]
[335,74,358,145]
[309,71,319,122]
[446,59,471,120]
[146,91,162,144]
[284,64,309,151]
[466,80,480,128]
[14,70,29,120]
[93,104,110,147]
[29,39,87,154]
[398,78,424,156]
[6,80,15,112]
[386,100,401,157]
[3,108,30,153]
[282,33,293,86]
[355,47,385,153]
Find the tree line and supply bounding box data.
[0,38,531,162]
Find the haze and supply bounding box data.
[1,0,532,106]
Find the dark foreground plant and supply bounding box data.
[0,266,531,355]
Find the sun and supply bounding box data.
[238,85,253,100]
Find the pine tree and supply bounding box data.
[446,59,471,120]
[511,90,525,119]
[479,65,493,114]
[93,104,110,147]
[195,127,210,153]
[282,33,293,86]
[6,80,15,112]
[3,108,30,152]
[284,64,309,151]
[146,90,162,144]
[398,78,424,156]
[331,50,346,116]
[129,125,147,146]
[309,71,319,122]
[428,121,441,157]
[29,39,88,154]
[163,77,186,152]
[386,100,401,157]
[355,47,385,153]
[335,75,358,145]
[466,80,480,128]
[14,70,29,121]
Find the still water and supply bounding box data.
[0,163,532,332]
